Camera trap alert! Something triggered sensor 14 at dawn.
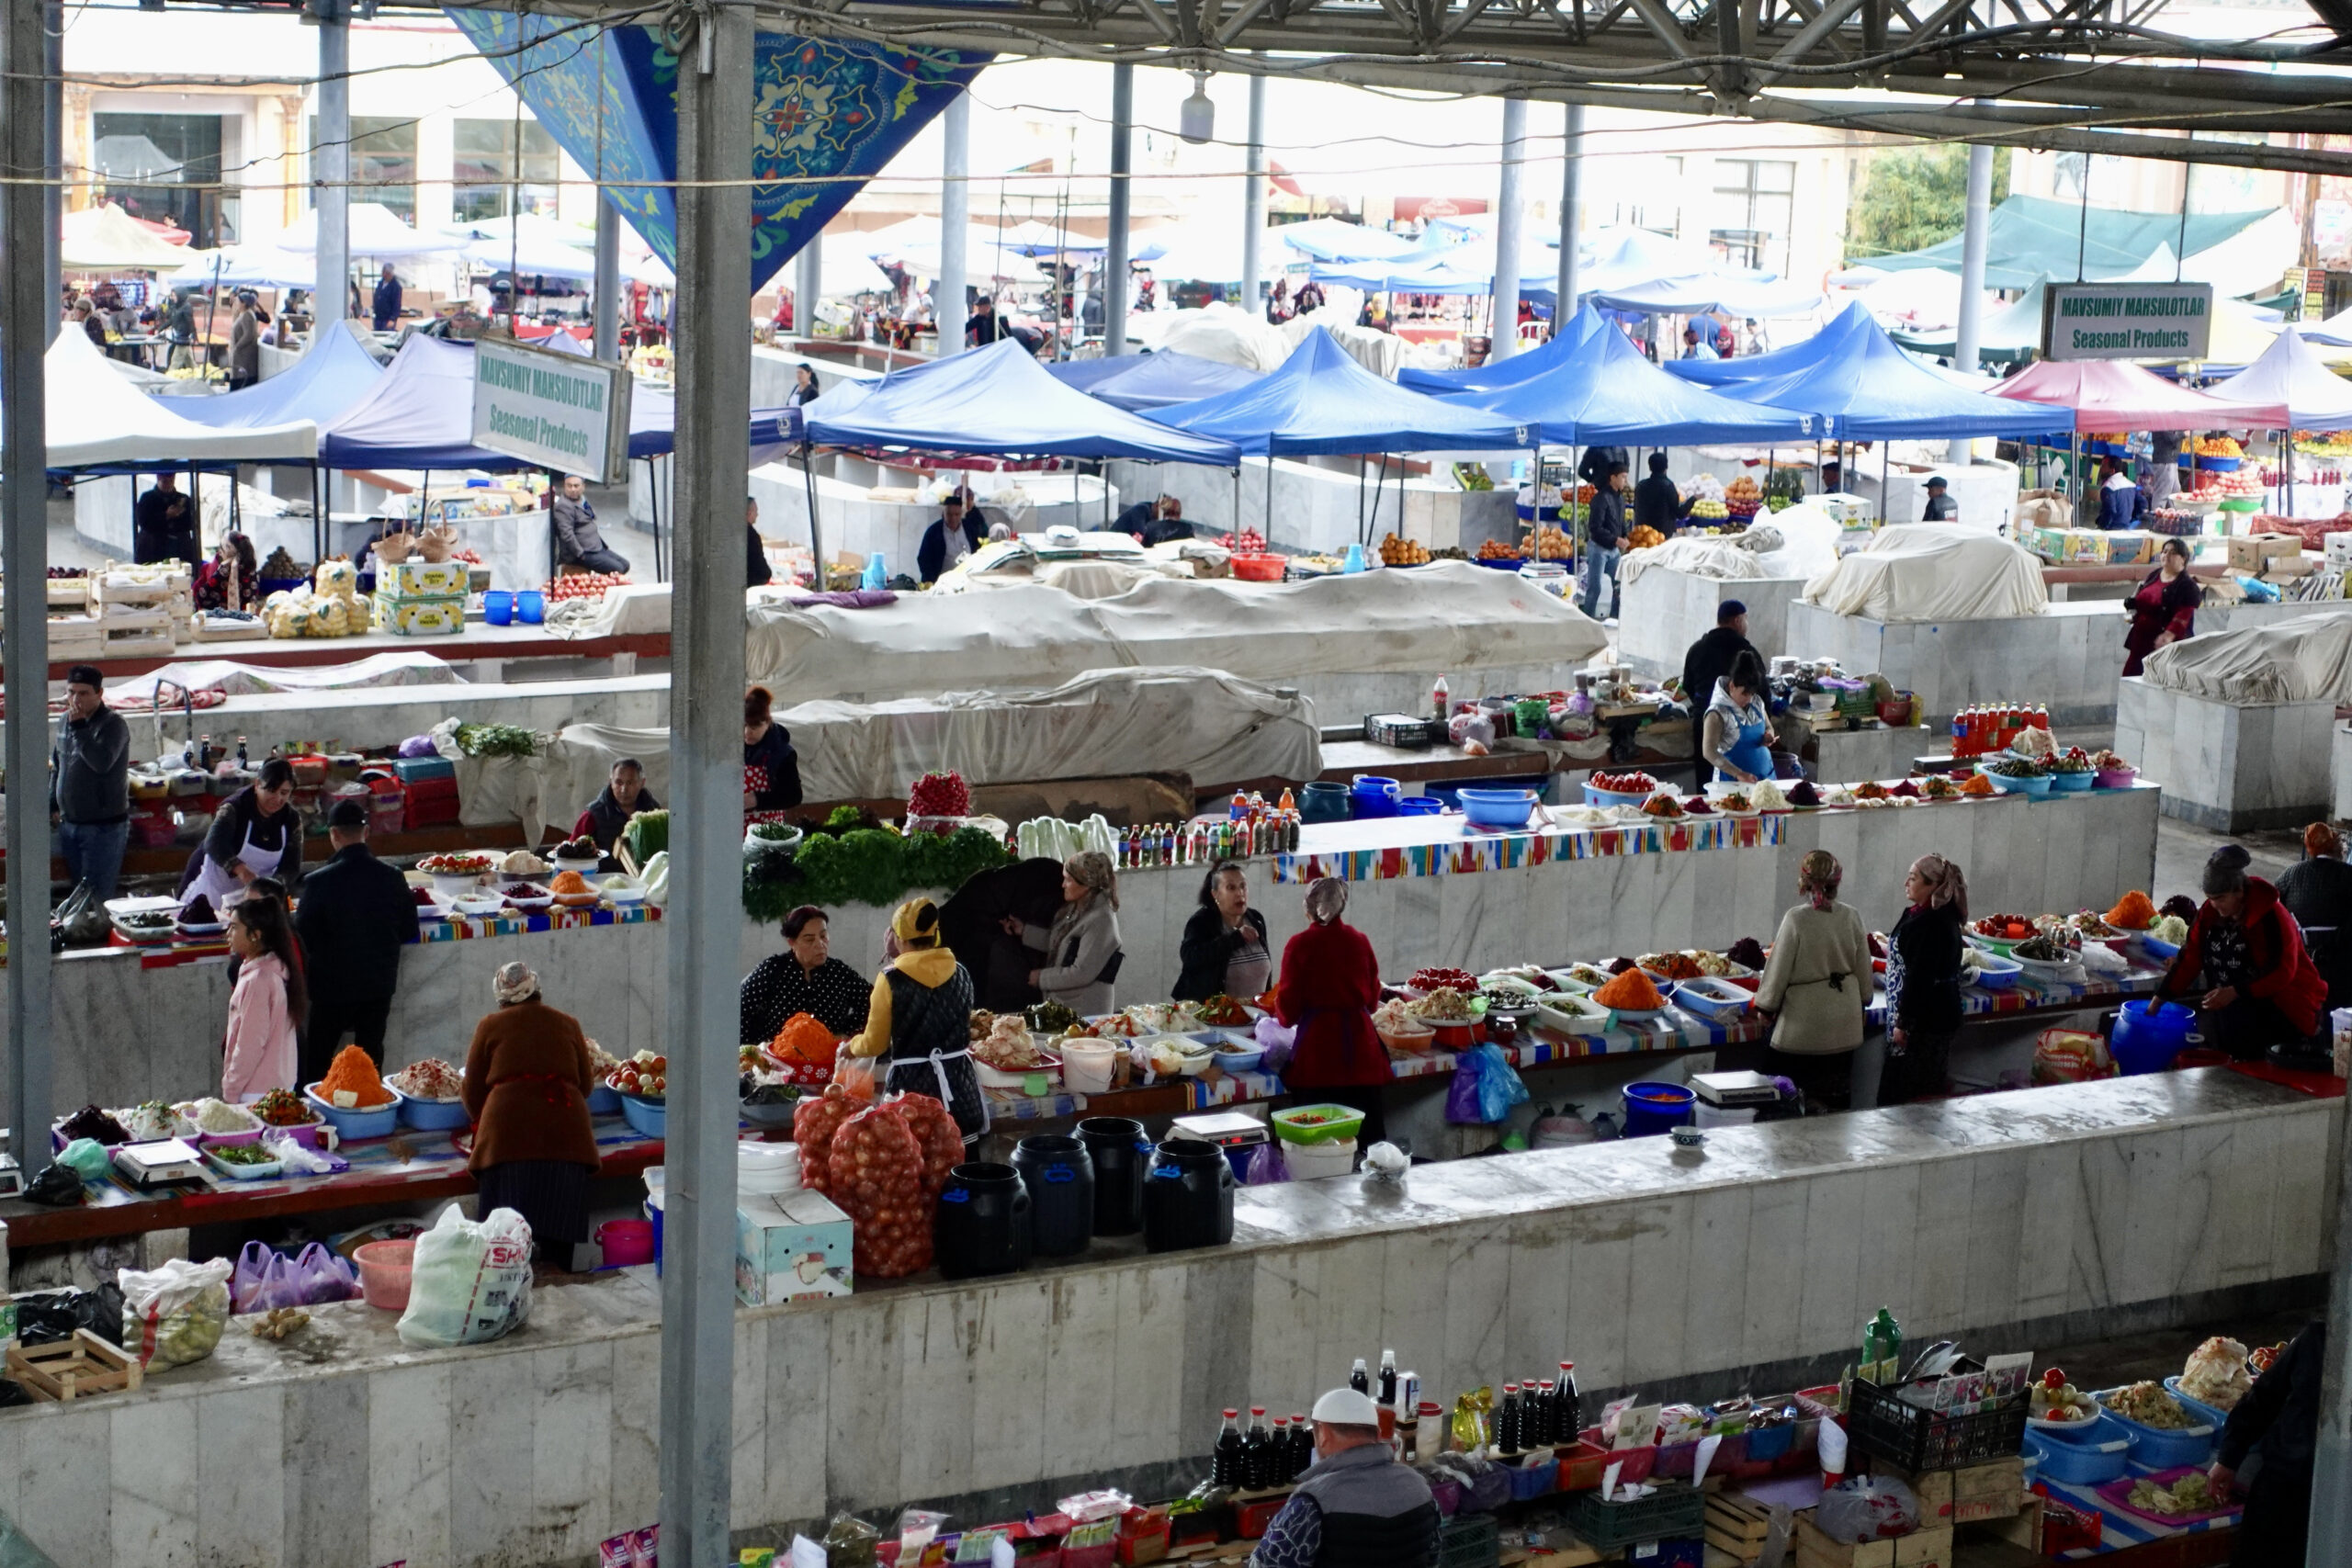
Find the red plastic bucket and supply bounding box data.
[597,1218,656,1268]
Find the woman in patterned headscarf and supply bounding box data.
[461,962,601,1259]
[1754,851,1872,1108]
[1882,854,1970,1105]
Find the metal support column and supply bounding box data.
[4,0,53,1169]
[938,91,969,355]
[795,242,821,344]
[1240,71,1266,312]
[41,3,60,347]
[594,197,622,360]
[658,5,752,1562]
[1104,63,1133,355]
[1490,97,1527,359]
[1949,134,1994,463]
[1555,103,1585,321]
[2311,1108,2352,1562]
[314,3,351,331]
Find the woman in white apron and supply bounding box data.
[180,758,302,911]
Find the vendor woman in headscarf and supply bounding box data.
[2157,844,2329,1060]
[2122,537,2198,677]
[180,757,302,910]
[850,898,989,1145]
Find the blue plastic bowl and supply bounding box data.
[303,1083,403,1141]
[2025,1420,2132,1485]
[2161,1378,2231,1430]
[2094,1390,2217,1469]
[1397,795,1444,817]
[1970,953,2024,990]
[621,1093,667,1139]
[2137,934,2181,962]
[1583,784,1653,809]
[1459,787,1537,829]
[399,1095,470,1132]
[1622,1081,1695,1136]
[482,590,514,626]
[1213,1046,1265,1074]
[1985,771,2053,795]
[2050,771,2097,792]
[586,1083,623,1115]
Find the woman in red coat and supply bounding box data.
[2159,845,2329,1061]
[1273,877,1392,1148]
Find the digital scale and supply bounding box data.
[1690,1070,1783,1110]
[1169,1109,1270,1157]
[113,1138,209,1191]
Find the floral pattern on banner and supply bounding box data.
[444,11,987,292]
[1271,812,1787,884]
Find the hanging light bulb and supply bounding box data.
[1179,72,1216,144]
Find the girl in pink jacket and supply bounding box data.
[221,897,307,1101]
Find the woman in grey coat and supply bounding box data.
[1012,851,1125,1016]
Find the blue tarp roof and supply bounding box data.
[321,334,796,471]
[1045,350,1263,412]
[1717,310,2073,440]
[1442,321,1818,446]
[168,321,384,434]
[1156,327,1524,456]
[1665,301,1876,386]
[802,338,1241,463]
[1398,304,1601,394]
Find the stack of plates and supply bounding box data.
[739,1140,801,1196]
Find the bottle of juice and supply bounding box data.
[1214,1409,1244,1486]
[1861,1307,1903,1385]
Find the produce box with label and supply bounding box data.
[372,591,467,637]
[381,559,471,597]
[735,1188,853,1304]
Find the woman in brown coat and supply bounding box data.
[462,961,600,1258]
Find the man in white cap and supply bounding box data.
[1250,1388,1440,1568]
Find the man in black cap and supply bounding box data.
[1682,600,1760,713]
[1920,475,1959,522]
[52,664,130,901]
[293,797,416,1080]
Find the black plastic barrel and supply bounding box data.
[1077,1115,1150,1236]
[1142,1138,1236,1252]
[1012,1134,1096,1257]
[934,1162,1032,1279]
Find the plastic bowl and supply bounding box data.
[1459,787,1538,829]
[621,1093,667,1139]
[586,1083,623,1115]
[2096,766,2138,789]
[1377,1024,1438,1054]
[1967,953,2025,990]
[303,1082,403,1141]
[399,1094,471,1132]
[2025,1422,2132,1486]
[1230,554,1286,582]
[1583,784,1655,810]
[1985,771,2053,795]
[355,1239,416,1310]
[597,1218,656,1267]
[2050,770,2098,793]
[1213,1046,1265,1073]
[1272,1103,1367,1145]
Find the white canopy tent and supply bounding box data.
[22,330,315,468]
[61,203,191,272]
[277,202,460,260]
[167,244,317,290]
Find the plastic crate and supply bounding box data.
[1847,1371,2028,1471]
[1436,1513,1498,1568]
[1562,1483,1705,1551]
[2038,1495,2101,1553]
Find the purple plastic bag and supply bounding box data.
[1444,1055,1489,1124]
[398,734,438,758]
[1239,1142,1289,1185]
[291,1241,360,1304]
[231,1240,302,1314]
[1254,1015,1296,1075]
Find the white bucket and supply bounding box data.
[1064,1043,1119,1094]
[1693,1101,1757,1129]
[1283,1139,1358,1179]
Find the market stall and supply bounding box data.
[0,1066,2322,1568]
[1614,505,1846,678]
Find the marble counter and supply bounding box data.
[0,1068,2327,1568]
[1617,568,1808,679]
[1783,600,2127,726]
[2114,677,2335,831]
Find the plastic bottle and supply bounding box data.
[1497,1383,1522,1453]
[1350,1358,1370,1395]
[1528,1378,1554,1447]
[1432,673,1450,722]
[1214,1408,1244,1486]
[1230,789,1249,822]
[1243,1407,1272,1489]
[1277,786,1295,815]
[1557,1361,1581,1439]
[1269,1416,1290,1482]
[1377,1348,1398,1406]
[1862,1307,1903,1383]
[1289,1414,1312,1481]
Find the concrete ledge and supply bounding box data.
[2116,676,2334,832]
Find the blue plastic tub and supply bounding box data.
[2024,1420,2132,1485]
[2095,1388,2216,1469]
[1622,1081,1696,1137]
[1507,1456,1558,1500]
[1397,795,1444,817]
[1744,1423,1795,1464]
[621,1093,667,1139]
[1459,787,1537,829]
[516,591,545,625]
[399,1095,470,1132]
[2161,1378,2231,1430]
[1351,774,1400,819]
[1985,771,2053,796]
[586,1083,623,1115]
[2111,999,2196,1075]
[2050,771,2097,792]
[304,1083,403,1141]
[1301,782,1351,823]
[482,590,514,626]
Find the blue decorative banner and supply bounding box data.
[446,10,988,293]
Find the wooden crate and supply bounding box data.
[1704,1492,1776,1564]
[1793,1519,1952,1568]
[5,1330,141,1402]
[1865,1456,2026,1525]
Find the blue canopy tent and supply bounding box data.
[1272,218,1425,264]
[1045,350,1262,412]
[1442,322,1816,446]
[1725,313,2072,441]
[1398,303,1602,394]
[169,321,384,435]
[1587,271,1824,321]
[1155,327,1524,543]
[1665,300,1877,386]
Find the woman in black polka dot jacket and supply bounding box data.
[739,905,871,1043]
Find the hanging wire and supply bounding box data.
[2175,164,2191,283]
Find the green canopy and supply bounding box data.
[1867,196,2277,291]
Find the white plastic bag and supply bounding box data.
[119,1256,233,1370]
[1814,1475,1919,1543]
[396,1204,535,1348]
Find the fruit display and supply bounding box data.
[1531,525,1573,560]
[607,1051,669,1100]
[907,770,971,819]
[1590,770,1657,795]
[1725,475,1763,517]
[545,571,630,602]
[1476,538,1522,561]
[2104,1381,2197,1430]
[1686,498,1730,522]
[1379,533,1430,566]
[2032,1369,2096,1425]
[1219,529,1268,554]
[1408,966,1478,995]
[2194,435,2244,458]
[418,852,494,878]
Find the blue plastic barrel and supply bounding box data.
[1351,774,1401,819]
[1621,1081,1696,1136]
[2110,998,2196,1075]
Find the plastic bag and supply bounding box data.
[1445,1043,1532,1124]
[1254,1014,1296,1075]
[2033,1027,2114,1085]
[55,1139,110,1179]
[13,1284,123,1348]
[396,1204,534,1348]
[1814,1476,1919,1543]
[292,1241,360,1305]
[231,1240,300,1315]
[827,1102,931,1278]
[1240,1141,1289,1185]
[119,1257,233,1371]
[1448,711,1497,750]
[261,1128,338,1175]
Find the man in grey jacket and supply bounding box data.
[1250,1388,1439,1568]
[52,665,131,900]
[552,474,631,576]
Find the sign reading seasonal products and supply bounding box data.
[2041,282,2214,362]
[470,337,632,486]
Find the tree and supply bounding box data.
[1844,145,2012,262]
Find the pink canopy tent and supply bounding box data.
[1993,359,2289,431]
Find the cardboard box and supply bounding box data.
[734,1188,852,1304]
[2227,533,2301,570]
[372,591,466,636]
[1793,1518,1951,1568]
[1866,1457,2025,1525]
[1957,1498,2041,1551]
[382,559,471,596]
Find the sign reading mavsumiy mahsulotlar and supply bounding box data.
[2041,282,2214,361]
[471,336,631,485]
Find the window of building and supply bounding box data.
[452,118,560,223]
[310,115,418,221]
[1711,158,1795,272]
[1606,155,1681,235]
[91,111,235,247]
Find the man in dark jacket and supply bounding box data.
[52,665,130,901]
[2211,1317,2323,1566]
[1114,494,1190,547]
[133,472,198,566]
[1578,461,1628,620]
[1576,444,1628,495]
[746,496,774,588]
[371,263,403,333]
[1682,600,1759,709]
[572,758,661,856]
[1920,475,1959,521]
[918,489,986,582]
[293,798,417,1079]
[1634,453,1688,537]
[1250,1388,1439,1568]
[553,473,630,576]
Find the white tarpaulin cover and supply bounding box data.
[1619,504,1845,588]
[2139,613,2352,703]
[32,331,316,468]
[1800,524,2048,621]
[741,560,1609,699]
[109,651,462,703]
